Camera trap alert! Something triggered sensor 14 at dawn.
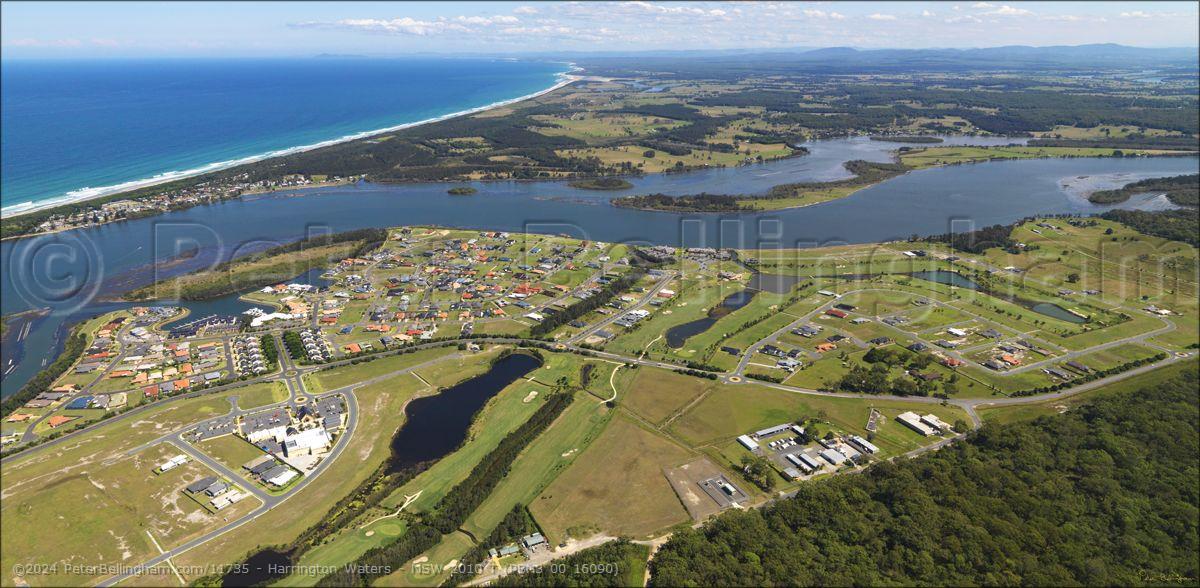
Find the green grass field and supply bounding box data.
[1,442,258,587]
[668,381,966,457]
[531,415,694,544]
[383,392,616,587]
[899,145,1183,169]
[302,346,460,393]
[195,434,269,473]
[977,361,1195,425]
[234,381,288,410]
[620,367,713,425]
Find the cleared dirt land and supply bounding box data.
[531,416,693,543]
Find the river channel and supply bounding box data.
[2,135,1195,395]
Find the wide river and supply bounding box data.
[2,135,1196,396]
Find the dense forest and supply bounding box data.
[1100,209,1200,247]
[649,366,1199,586]
[923,223,1017,254]
[611,193,745,212]
[491,539,649,587]
[1089,173,1199,206]
[765,160,909,199]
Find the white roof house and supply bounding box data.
[920,414,953,433]
[265,468,298,487]
[737,435,759,451]
[246,424,289,444]
[157,454,189,472]
[848,435,880,454]
[896,411,936,436]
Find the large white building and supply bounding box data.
[283,428,332,456]
[896,411,937,436]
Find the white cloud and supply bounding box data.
[1040,14,1083,22]
[330,17,464,35]
[983,5,1033,16]
[454,15,519,26]
[621,1,728,18]
[293,13,521,36]
[4,38,83,47]
[279,2,1199,52]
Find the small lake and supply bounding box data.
[910,270,981,290]
[666,288,755,349]
[221,351,542,586]
[387,351,541,473]
[746,272,804,294]
[1031,302,1088,324]
[663,270,805,349]
[909,270,1089,324]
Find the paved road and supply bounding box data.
[96,371,362,587]
[18,242,1191,586]
[730,286,1176,386]
[19,320,138,443]
[4,326,1189,586]
[95,343,475,587]
[567,271,677,345]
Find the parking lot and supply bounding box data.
[184,416,238,442]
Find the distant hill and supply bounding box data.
[576,43,1199,76]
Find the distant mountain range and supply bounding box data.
[789,44,1198,65]
[568,44,1198,76]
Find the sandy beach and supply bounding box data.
[2,68,581,219]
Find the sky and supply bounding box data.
[2,1,1198,58]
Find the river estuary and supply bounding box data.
[2,135,1196,396]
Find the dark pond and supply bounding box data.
[665,288,756,349]
[221,351,542,586]
[747,272,805,294]
[387,351,541,473]
[1031,302,1089,324]
[909,270,1088,323]
[909,270,981,290]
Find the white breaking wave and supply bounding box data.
[3,65,579,218]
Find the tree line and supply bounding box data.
[649,366,1200,586]
[1,330,87,417]
[530,271,646,337]
[316,389,575,586]
[1089,173,1198,207]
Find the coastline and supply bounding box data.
[1,67,580,219]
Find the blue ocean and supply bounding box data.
[0,57,567,210]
